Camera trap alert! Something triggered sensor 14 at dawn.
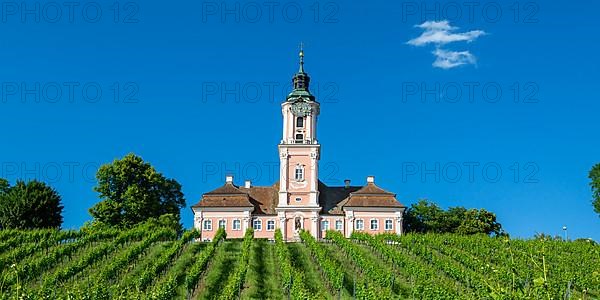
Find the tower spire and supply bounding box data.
[299,42,305,73]
[286,43,315,102]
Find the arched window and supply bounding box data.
[295,165,304,181]
[296,117,304,127]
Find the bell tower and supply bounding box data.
[276,46,321,239]
[280,48,320,146]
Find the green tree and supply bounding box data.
[404,199,445,233]
[456,208,504,236]
[534,233,562,241]
[0,178,9,194]
[589,163,600,216]
[0,180,63,229]
[89,153,186,227]
[404,199,504,236]
[444,206,467,232]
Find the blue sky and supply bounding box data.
[0,0,598,240]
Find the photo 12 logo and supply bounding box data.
[201,81,339,104]
[1,81,139,104]
[401,1,540,24]
[401,161,539,184]
[200,1,339,23]
[401,81,539,104]
[201,161,340,184]
[1,161,100,184]
[0,1,139,24]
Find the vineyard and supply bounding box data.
[0,224,598,300]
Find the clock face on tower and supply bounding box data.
[291,100,311,117]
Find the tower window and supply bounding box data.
[295,134,304,143]
[296,117,304,127]
[295,165,304,181]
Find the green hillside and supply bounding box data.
[0,226,598,300]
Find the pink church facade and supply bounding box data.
[191,50,405,241]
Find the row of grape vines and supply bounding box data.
[354,232,599,299]
[274,229,312,299]
[1,226,597,300]
[0,223,229,300]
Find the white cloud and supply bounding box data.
[432,49,476,69]
[407,20,485,69]
[407,20,486,46]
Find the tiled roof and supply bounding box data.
[204,183,248,195]
[239,182,279,215]
[193,195,254,208]
[191,183,254,208]
[318,181,361,215]
[344,195,404,207]
[193,180,404,212]
[344,182,404,208]
[351,183,395,195]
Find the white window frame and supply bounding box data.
[218,219,226,229]
[232,219,241,230]
[295,165,304,181]
[253,219,262,231]
[355,219,364,230]
[384,219,393,231]
[370,219,379,230]
[321,220,330,231]
[266,220,275,231]
[335,220,343,231]
[203,220,212,231]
